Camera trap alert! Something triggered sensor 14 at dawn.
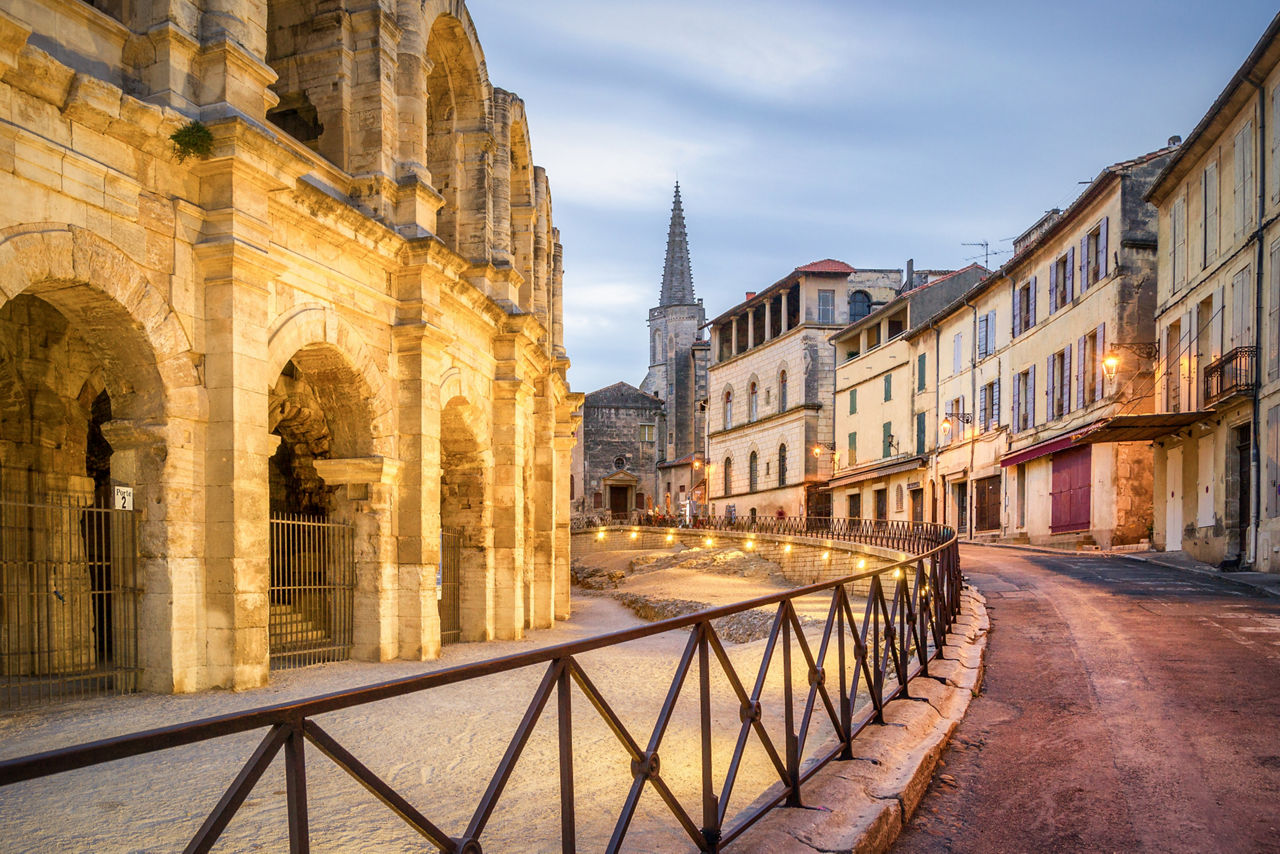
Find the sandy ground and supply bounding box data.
[0,549,888,853]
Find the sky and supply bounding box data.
[466,1,1280,396]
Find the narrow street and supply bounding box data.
[894,545,1280,853]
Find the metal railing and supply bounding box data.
[1203,345,1257,407]
[0,494,139,709]
[0,521,961,853]
[269,515,355,670]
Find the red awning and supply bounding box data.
[1000,435,1077,468]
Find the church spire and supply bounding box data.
[659,182,695,306]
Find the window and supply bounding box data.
[883,374,892,402]
[874,488,887,521]
[917,353,926,391]
[1049,250,1074,313]
[636,493,645,510]
[614,455,627,470]
[723,388,733,429]
[1013,366,1035,431]
[944,397,963,444]
[778,371,788,411]
[638,424,655,442]
[749,381,759,421]
[976,310,997,359]
[723,457,733,495]
[1081,327,1102,407]
[895,485,904,513]
[849,290,871,321]
[847,431,857,464]
[882,421,894,458]
[1046,346,1071,421]
[848,387,858,414]
[777,444,788,487]
[1232,265,1254,349]
[952,332,963,374]
[1204,161,1219,268]
[817,290,835,324]
[916,412,926,453]
[847,493,861,519]
[1013,278,1036,336]
[1082,219,1108,289]
[978,379,1000,432]
[593,492,602,509]
[749,451,758,492]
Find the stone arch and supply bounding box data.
[0,224,199,692]
[426,11,492,257]
[747,372,761,422]
[507,98,537,311]
[267,305,393,456]
[264,0,347,165]
[440,394,494,642]
[721,383,734,430]
[776,362,790,412]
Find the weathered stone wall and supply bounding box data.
[0,0,582,694]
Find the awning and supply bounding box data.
[1000,434,1078,468]
[1070,412,1211,445]
[824,455,925,489]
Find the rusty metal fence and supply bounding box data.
[439,526,462,644]
[0,521,961,853]
[269,514,355,670]
[0,494,139,709]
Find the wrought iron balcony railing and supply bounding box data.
[1202,346,1257,408]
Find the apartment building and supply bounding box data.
[1147,14,1280,569]
[903,148,1174,546]
[827,265,987,522]
[705,261,901,519]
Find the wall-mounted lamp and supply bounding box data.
[940,413,973,435]
[1103,353,1120,381]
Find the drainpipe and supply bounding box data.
[931,320,942,523]
[1250,79,1266,567]
[964,296,979,540]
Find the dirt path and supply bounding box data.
[894,545,1280,854]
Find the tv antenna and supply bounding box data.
[962,241,991,269]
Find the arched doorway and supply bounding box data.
[267,344,382,668]
[440,396,491,643]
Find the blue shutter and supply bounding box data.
[1029,276,1037,326]
[977,313,988,358]
[1046,356,1056,420]
[1099,217,1109,278]
[979,384,989,432]
[1080,236,1089,291]
[1077,335,1087,408]
[1066,248,1075,302]
[992,378,1000,428]
[1062,343,1072,413]
[1029,365,1036,427]
[1012,372,1022,431]
[1096,323,1106,400]
[1012,283,1021,337]
[1049,263,1058,313]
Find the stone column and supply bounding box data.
[747,306,755,349]
[490,372,530,640]
[731,315,738,354]
[764,300,773,342]
[781,290,789,333]
[529,382,555,628]
[553,421,578,621]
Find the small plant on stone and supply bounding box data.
[170,121,214,164]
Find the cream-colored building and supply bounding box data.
[706,261,900,519]
[1148,14,1280,570]
[827,265,986,522]
[909,149,1173,546]
[0,0,580,701]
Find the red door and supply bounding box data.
[1050,446,1091,533]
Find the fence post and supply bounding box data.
[557,660,576,854]
[285,720,310,854]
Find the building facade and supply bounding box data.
[1149,14,1280,570]
[705,261,902,519]
[639,184,709,515]
[827,265,987,523]
[907,148,1174,547]
[571,382,662,519]
[0,0,580,698]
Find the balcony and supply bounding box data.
[1202,346,1257,408]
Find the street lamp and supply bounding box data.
[1103,353,1119,381]
[940,412,972,436]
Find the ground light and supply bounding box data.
[629,531,637,540]
[665,533,674,543]
[822,551,830,560]
[745,540,754,550]
[596,530,605,540]
[704,537,714,547]
[858,558,866,570]
[784,544,792,554]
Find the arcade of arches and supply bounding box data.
[0,0,581,695]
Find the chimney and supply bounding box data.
[904,258,914,290]
[745,291,756,300]
[1168,135,1182,147]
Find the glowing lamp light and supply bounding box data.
[745,540,755,550]
[893,568,903,580]
[596,530,605,540]
[665,533,674,543]
[812,445,823,458]
[629,531,638,540]
[857,558,867,570]
[822,551,830,561]
[941,416,953,435]
[784,544,792,554]
[1103,353,1119,380]
[704,537,715,547]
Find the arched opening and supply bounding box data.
[749,381,759,422]
[723,456,733,497]
[267,344,380,668]
[778,370,788,412]
[849,290,872,321]
[778,444,788,487]
[426,14,488,255]
[265,0,345,165]
[510,113,537,310]
[748,451,758,493]
[0,288,163,706]
[440,396,491,643]
[723,387,733,429]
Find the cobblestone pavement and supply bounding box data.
[894,545,1280,854]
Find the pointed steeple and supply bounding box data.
[659,183,695,306]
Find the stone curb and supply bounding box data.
[736,587,989,853]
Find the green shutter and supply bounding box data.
[882,421,892,457]
[884,374,892,401]
[916,412,926,453]
[848,431,857,462]
[849,388,857,414]
[917,353,926,391]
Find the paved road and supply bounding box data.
[894,545,1280,854]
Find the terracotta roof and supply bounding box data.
[795,259,855,274]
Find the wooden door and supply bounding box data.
[1050,446,1092,533]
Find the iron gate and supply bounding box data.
[269,514,355,670]
[0,494,139,709]
[440,526,461,644]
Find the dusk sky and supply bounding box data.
[468,1,1280,396]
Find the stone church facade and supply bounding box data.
[0,0,580,697]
